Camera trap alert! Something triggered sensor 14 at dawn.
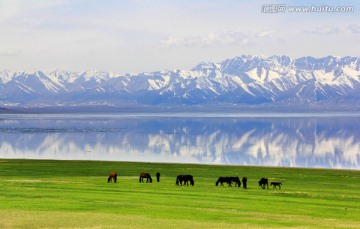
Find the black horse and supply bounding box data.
[258,178,269,189]
[270,181,282,189]
[242,177,247,189]
[156,172,160,182]
[228,176,241,187]
[215,176,241,187]
[139,172,152,183]
[176,175,194,186]
[215,177,231,186]
[108,172,117,183]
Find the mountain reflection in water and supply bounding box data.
[0,114,359,169]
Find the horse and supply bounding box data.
[242,177,247,189]
[139,172,152,183]
[258,178,269,189]
[107,172,117,183]
[176,175,194,186]
[176,175,184,185]
[156,172,160,182]
[215,177,241,187]
[228,176,241,187]
[270,181,282,189]
[215,177,232,186]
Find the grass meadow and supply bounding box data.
[0,159,359,228]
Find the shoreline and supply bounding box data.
[1,158,358,172]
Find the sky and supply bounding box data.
[0,0,359,74]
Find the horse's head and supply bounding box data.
[215,181,219,186]
[108,177,111,183]
[190,179,194,186]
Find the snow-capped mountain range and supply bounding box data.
[1,55,360,109]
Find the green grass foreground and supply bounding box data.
[0,159,359,228]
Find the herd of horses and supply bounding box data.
[108,172,282,189]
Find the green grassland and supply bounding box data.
[0,159,359,228]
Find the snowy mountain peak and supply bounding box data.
[1,55,360,108]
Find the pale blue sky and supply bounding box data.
[0,0,359,73]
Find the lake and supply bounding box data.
[0,113,359,169]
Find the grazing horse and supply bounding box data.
[215,177,241,187]
[108,172,117,183]
[176,175,184,186]
[242,177,247,189]
[139,173,152,183]
[258,178,269,189]
[176,175,194,186]
[215,177,231,186]
[228,176,241,187]
[270,181,282,189]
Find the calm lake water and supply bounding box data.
[0,113,359,169]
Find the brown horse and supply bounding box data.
[108,172,117,183]
[139,172,152,183]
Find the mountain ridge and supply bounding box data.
[1,55,360,110]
